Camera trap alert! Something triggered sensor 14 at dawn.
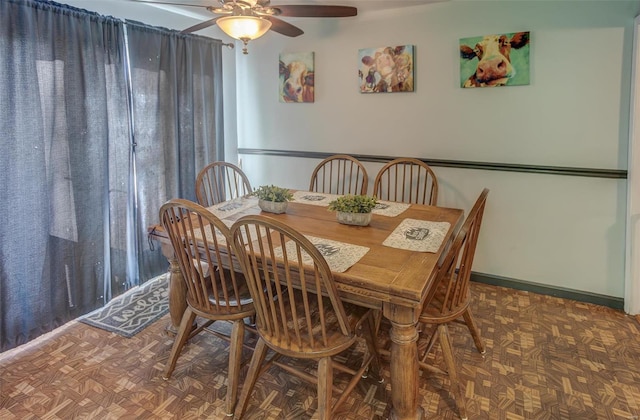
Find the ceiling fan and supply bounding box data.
[132,0,357,54]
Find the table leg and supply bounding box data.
[160,243,187,336]
[386,306,424,420]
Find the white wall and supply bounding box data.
[625,15,640,314]
[234,1,639,299]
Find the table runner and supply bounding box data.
[383,218,450,253]
[274,235,369,273]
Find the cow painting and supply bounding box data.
[279,52,314,103]
[459,31,530,88]
[358,45,414,93]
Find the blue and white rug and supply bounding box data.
[79,274,169,338]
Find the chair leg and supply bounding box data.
[363,314,383,382]
[163,308,197,380]
[372,309,383,335]
[462,309,485,355]
[317,357,333,420]
[234,338,269,419]
[439,325,468,420]
[225,319,245,417]
[420,323,438,363]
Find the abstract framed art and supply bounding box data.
[358,45,414,93]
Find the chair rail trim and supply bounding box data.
[238,148,626,179]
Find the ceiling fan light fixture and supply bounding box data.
[216,16,272,54]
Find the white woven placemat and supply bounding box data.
[192,222,266,247]
[274,235,369,273]
[191,225,228,245]
[383,218,450,253]
[372,201,411,217]
[206,196,258,219]
[292,191,341,206]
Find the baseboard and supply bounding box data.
[471,272,624,311]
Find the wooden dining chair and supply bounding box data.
[195,161,253,207]
[230,215,382,420]
[373,157,439,205]
[159,198,255,417]
[417,188,489,420]
[309,154,369,195]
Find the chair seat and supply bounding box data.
[261,294,371,357]
[187,270,254,315]
[420,278,470,324]
[209,269,254,306]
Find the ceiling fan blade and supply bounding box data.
[274,5,357,18]
[266,17,304,37]
[181,17,221,34]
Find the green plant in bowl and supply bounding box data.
[328,195,378,226]
[328,195,377,213]
[252,185,293,214]
[252,185,294,202]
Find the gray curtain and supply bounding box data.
[125,22,225,282]
[0,0,224,353]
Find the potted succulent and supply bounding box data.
[252,185,294,214]
[328,194,378,226]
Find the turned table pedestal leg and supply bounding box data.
[160,242,187,336]
[385,303,424,420]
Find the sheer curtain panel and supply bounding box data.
[125,22,224,282]
[0,0,225,353]
[0,0,129,352]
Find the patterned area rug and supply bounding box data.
[79,274,169,338]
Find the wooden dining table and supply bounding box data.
[148,192,463,420]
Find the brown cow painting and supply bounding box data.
[459,31,530,88]
[279,52,314,103]
[358,45,414,93]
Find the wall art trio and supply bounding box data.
[279,31,530,101]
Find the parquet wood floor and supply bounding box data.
[1,282,639,419]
